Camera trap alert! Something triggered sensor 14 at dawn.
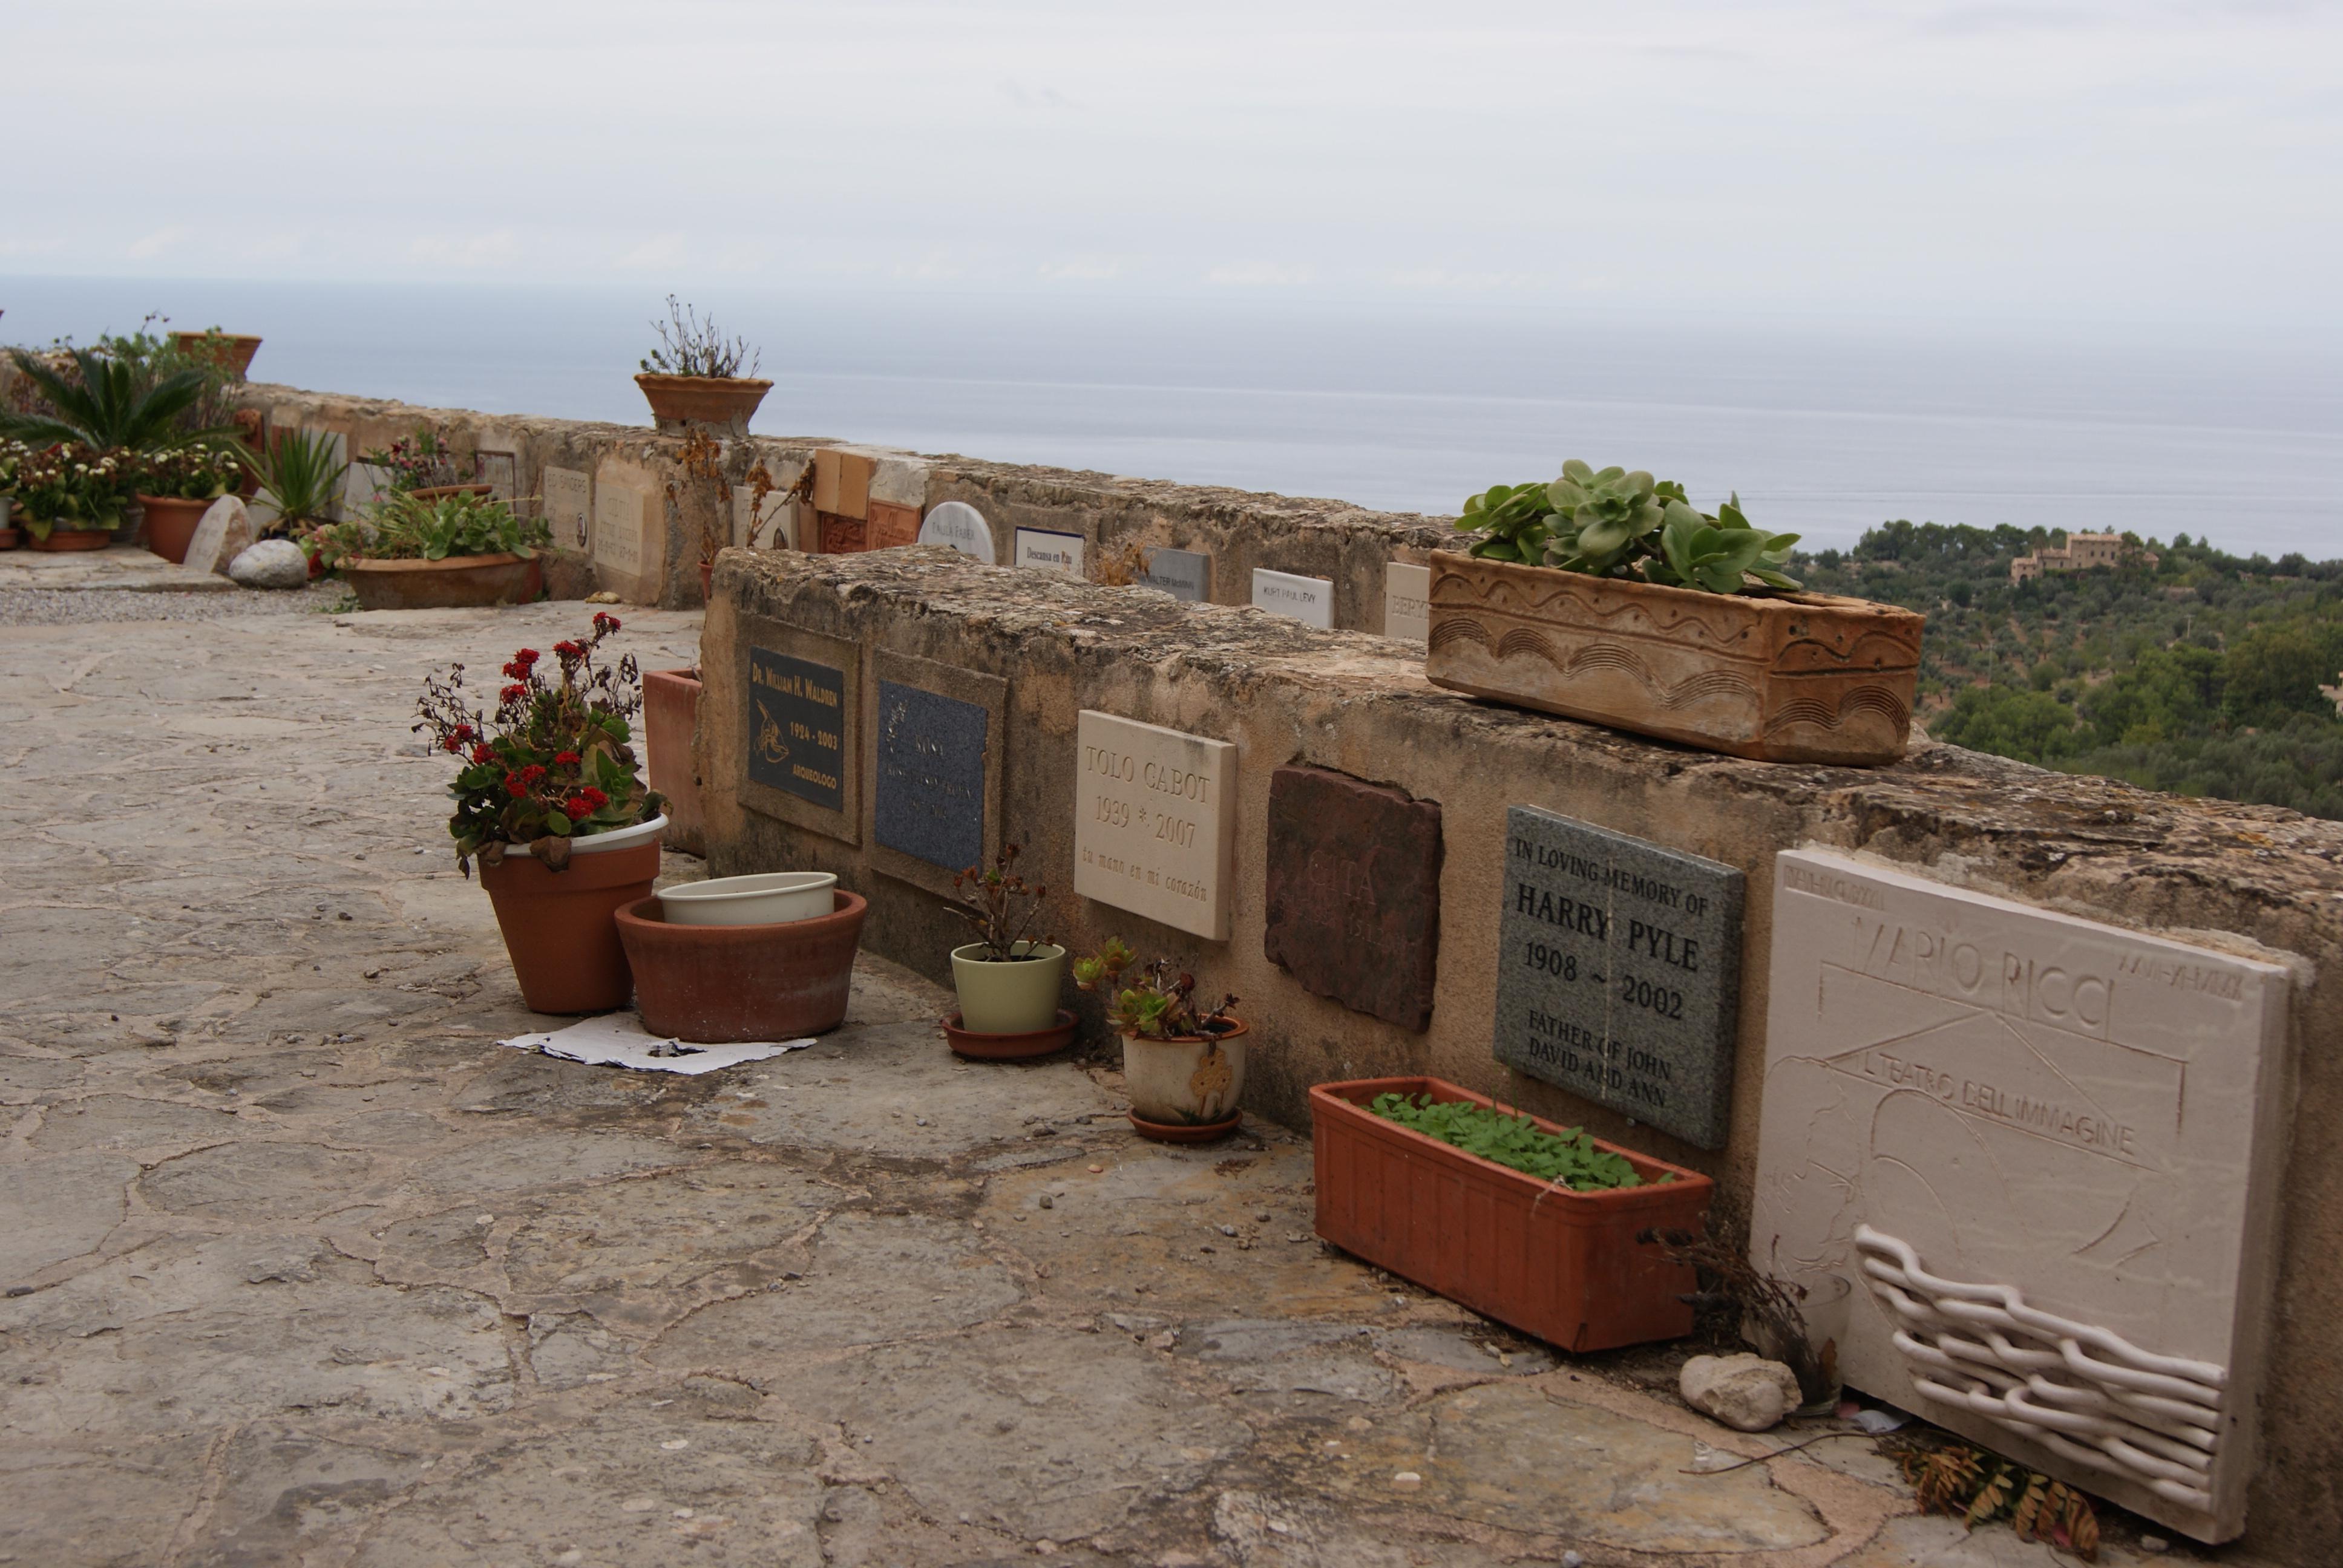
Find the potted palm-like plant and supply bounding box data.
[237,426,350,551]
[313,489,551,610]
[1429,460,1924,763]
[0,345,235,548]
[940,844,1071,1059]
[1076,944,1246,1140]
[413,612,667,1014]
[635,295,770,432]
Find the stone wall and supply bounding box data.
[698,546,2343,1567]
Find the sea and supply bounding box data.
[4,275,2338,558]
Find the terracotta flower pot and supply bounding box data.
[137,494,214,565]
[1424,554,1925,765]
[1121,1021,1249,1125]
[341,553,542,610]
[28,528,112,552]
[1309,1075,1714,1353]
[635,373,772,431]
[477,837,663,1014]
[642,668,705,857]
[943,1008,1079,1062]
[0,527,20,550]
[171,331,261,378]
[615,889,867,1042]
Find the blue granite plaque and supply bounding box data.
[748,648,847,812]
[873,679,988,872]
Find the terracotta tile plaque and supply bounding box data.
[1073,710,1234,940]
[867,499,921,549]
[1753,850,2290,1544]
[1493,806,1743,1148]
[817,511,867,554]
[1262,766,1442,1030]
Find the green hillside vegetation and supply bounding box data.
[1791,523,2343,821]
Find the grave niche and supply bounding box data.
[1262,766,1442,1030]
[867,650,1006,897]
[1251,567,1333,628]
[1072,710,1234,941]
[739,619,860,844]
[1752,849,2291,1544]
[917,500,995,562]
[1492,806,1743,1149]
[542,466,592,551]
[1135,546,1211,603]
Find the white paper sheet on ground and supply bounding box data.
[499,1012,815,1075]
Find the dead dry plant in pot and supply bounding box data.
[948,843,1052,961]
[1636,1215,1837,1406]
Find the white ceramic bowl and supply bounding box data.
[657,871,838,927]
[503,814,668,858]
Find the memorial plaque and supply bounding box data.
[1384,561,1430,642]
[732,482,796,550]
[1251,567,1334,628]
[918,500,995,561]
[817,511,867,554]
[1136,546,1211,602]
[1073,710,1235,940]
[1493,806,1742,1148]
[1752,850,2290,1544]
[867,499,921,549]
[344,461,392,513]
[873,679,988,872]
[543,466,592,550]
[593,482,649,575]
[1263,766,1442,1030]
[1015,526,1085,577]
[747,648,848,812]
[474,449,518,502]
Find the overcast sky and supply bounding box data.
[4,1,2338,332]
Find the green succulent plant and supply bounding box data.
[1455,480,1553,563]
[1644,493,1802,593]
[1542,460,1678,576]
[1453,458,1803,596]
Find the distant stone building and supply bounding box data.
[2010,531,2160,585]
[2321,673,2343,717]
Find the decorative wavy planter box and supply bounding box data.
[1424,555,1924,764]
[1311,1075,1712,1353]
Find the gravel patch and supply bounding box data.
[0,583,352,626]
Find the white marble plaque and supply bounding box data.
[1073,710,1236,941]
[1752,849,2290,1543]
[1384,561,1430,642]
[543,466,592,551]
[919,500,995,561]
[1015,526,1085,577]
[593,483,650,575]
[344,462,392,514]
[732,483,797,551]
[1251,567,1333,629]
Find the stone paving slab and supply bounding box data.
[0,603,2181,1567]
[0,540,238,592]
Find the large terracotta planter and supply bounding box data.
[1424,554,1924,765]
[137,494,213,565]
[341,553,541,610]
[171,331,261,378]
[1311,1075,1713,1353]
[28,528,111,552]
[477,837,663,1014]
[0,528,19,550]
[615,889,867,1042]
[1121,1022,1250,1125]
[643,668,705,857]
[634,373,772,431]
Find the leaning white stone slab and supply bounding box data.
[1752,849,2290,1544]
[500,1012,813,1076]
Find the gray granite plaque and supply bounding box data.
[1493,806,1742,1148]
[748,648,847,812]
[874,679,987,872]
[1136,547,1211,602]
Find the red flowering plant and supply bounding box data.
[413,612,663,874]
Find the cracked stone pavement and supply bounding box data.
[0,599,2160,1567]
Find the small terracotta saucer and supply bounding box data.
[1128,1108,1244,1143]
[943,1008,1080,1061]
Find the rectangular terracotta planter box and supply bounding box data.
[643,667,706,857]
[1424,554,1924,764]
[1311,1075,1712,1353]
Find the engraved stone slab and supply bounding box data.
[1384,561,1430,642]
[344,462,392,513]
[474,449,518,502]
[183,496,253,578]
[919,500,994,561]
[1015,526,1085,577]
[543,466,591,551]
[1136,547,1211,602]
[874,681,986,872]
[593,483,649,575]
[732,480,797,551]
[1251,568,1333,629]
[1073,710,1235,941]
[1752,850,2290,1544]
[1493,807,1742,1148]
[739,619,860,843]
[1262,766,1442,1030]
